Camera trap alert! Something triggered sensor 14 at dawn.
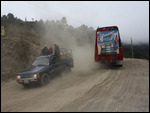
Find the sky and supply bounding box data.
[1,1,149,44]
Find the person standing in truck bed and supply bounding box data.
[48,46,53,55]
[54,44,60,59]
[41,45,49,56]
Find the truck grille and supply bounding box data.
[21,74,32,78]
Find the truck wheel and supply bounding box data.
[65,66,71,72]
[40,73,50,86]
[22,84,30,88]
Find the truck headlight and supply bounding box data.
[17,75,21,79]
[33,74,39,78]
[33,74,37,78]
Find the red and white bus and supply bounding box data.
[95,26,123,66]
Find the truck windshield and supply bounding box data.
[32,57,49,66]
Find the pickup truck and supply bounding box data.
[16,48,74,87]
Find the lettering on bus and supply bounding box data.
[97,30,119,54]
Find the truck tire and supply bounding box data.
[22,84,30,88]
[65,65,71,73]
[40,73,50,86]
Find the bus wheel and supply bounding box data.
[116,64,123,67]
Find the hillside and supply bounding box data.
[1,32,44,81]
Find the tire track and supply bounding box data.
[57,69,120,112]
[1,59,149,112]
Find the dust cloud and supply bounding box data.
[42,27,100,75]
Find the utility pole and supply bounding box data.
[131,37,134,58]
[25,17,27,33]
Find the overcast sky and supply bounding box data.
[1,1,149,44]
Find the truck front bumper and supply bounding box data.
[17,78,38,84]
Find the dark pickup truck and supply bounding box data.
[16,48,74,87]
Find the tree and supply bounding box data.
[56,20,60,24]
[1,15,7,26]
[45,20,50,25]
[7,13,15,24]
[61,17,67,25]
[1,15,7,20]
[39,19,44,24]
[7,13,14,19]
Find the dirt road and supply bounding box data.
[1,58,149,112]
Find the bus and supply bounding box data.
[95,26,123,66]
